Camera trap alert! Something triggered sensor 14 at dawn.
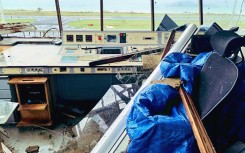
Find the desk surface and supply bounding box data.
[0,44,60,66]
[0,44,143,67]
[0,100,18,124]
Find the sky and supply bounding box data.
[1,0,243,14]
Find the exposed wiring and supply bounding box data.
[42,27,62,45]
[29,23,37,31]
[42,27,59,38]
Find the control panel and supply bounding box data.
[62,31,171,45]
[120,33,126,43]
[0,66,139,75]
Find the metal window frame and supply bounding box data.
[55,0,204,33]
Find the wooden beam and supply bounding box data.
[151,78,182,88]
[161,30,176,59]
[89,47,163,66]
[152,78,216,153]
[179,87,216,153]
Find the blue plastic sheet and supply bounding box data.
[160,52,211,94]
[127,84,196,153]
[126,52,211,153]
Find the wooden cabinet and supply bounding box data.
[8,77,53,126]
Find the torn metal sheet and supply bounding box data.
[0,101,18,124]
[1,142,12,153]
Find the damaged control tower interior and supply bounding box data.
[0,0,245,153]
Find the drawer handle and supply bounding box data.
[21,79,34,82]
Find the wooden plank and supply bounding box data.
[18,109,52,127]
[161,30,176,59]
[18,104,47,111]
[179,86,216,153]
[15,84,22,105]
[44,82,52,120]
[8,77,47,84]
[89,47,163,66]
[151,78,182,88]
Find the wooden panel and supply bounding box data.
[8,77,47,84]
[10,76,53,126]
[179,87,216,153]
[18,104,47,111]
[20,110,50,122]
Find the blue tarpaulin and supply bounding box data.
[160,52,211,94]
[126,52,211,153]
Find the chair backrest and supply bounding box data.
[210,30,245,63]
[196,53,238,119]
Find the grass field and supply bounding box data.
[67,17,242,30]
[68,19,151,30]
[4,9,150,17]
[2,9,245,30]
[0,18,36,24]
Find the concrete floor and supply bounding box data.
[1,118,82,153]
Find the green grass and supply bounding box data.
[4,9,57,16]
[0,18,36,24]
[4,9,151,17]
[68,19,151,30]
[65,12,245,30]
[68,20,100,29]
